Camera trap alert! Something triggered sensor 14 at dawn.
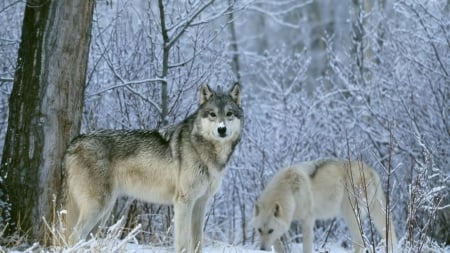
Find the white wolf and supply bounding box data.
[253,159,397,253]
[64,83,243,253]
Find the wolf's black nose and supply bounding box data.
[218,126,227,137]
[260,246,266,251]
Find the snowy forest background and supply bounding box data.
[0,0,449,251]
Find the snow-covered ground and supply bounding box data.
[5,242,348,253]
[84,241,450,253]
[4,217,449,253]
[127,241,350,253]
[5,239,450,253]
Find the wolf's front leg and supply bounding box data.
[191,195,209,253]
[301,218,314,253]
[174,197,194,253]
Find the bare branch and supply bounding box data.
[166,0,215,50]
[87,78,165,98]
[0,78,14,83]
[0,0,21,14]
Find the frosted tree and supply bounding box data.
[325,0,450,247]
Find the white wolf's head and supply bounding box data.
[196,83,243,143]
[253,201,290,251]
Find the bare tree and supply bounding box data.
[158,0,214,125]
[0,0,94,244]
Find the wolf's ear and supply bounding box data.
[228,82,241,105]
[254,203,260,216]
[273,202,281,218]
[200,84,214,105]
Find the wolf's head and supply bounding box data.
[195,83,243,143]
[253,202,289,251]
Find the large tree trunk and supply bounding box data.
[0,0,95,244]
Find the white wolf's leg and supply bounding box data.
[370,198,397,252]
[341,207,365,253]
[174,197,194,253]
[301,218,314,253]
[191,195,209,253]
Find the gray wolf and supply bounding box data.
[253,159,397,253]
[64,83,243,252]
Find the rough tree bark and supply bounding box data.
[0,0,95,244]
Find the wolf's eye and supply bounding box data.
[209,112,216,118]
[268,229,274,234]
[226,111,233,117]
[258,228,263,234]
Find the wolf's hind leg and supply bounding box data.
[370,197,397,252]
[341,205,365,253]
[88,199,117,238]
[70,197,108,244]
[71,209,100,243]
